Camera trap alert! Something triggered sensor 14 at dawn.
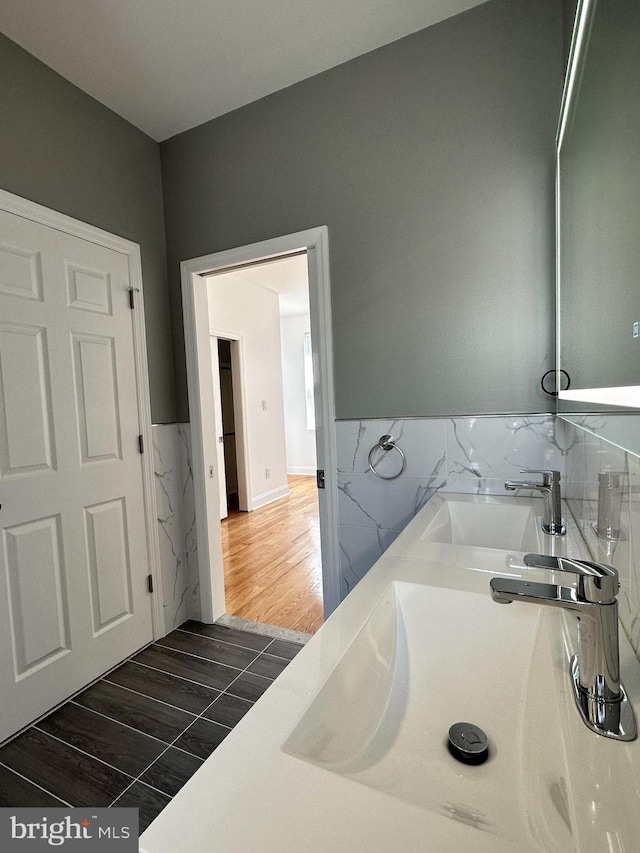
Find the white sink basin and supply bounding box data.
[140,494,640,853]
[421,499,541,550]
[387,494,582,568]
[284,581,573,851]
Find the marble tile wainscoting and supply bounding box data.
[152,424,200,629]
[153,416,570,623]
[336,415,566,597]
[563,418,640,661]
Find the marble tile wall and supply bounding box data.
[152,424,200,630]
[336,415,565,597]
[155,415,571,628]
[563,418,640,660]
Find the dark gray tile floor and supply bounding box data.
[0,622,302,833]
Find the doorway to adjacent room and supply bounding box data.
[180,227,339,632]
[207,254,323,633]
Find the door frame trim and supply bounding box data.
[0,187,164,639]
[181,226,340,623]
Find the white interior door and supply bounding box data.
[0,208,154,743]
[210,336,228,520]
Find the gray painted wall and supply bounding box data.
[0,34,176,422]
[161,0,563,422]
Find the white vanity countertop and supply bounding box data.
[140,494,640,853]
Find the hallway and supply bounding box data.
[221,475,323,634]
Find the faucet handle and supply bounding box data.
[523,553,619,604]
[519,468,561,483]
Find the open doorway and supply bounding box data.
[216,339,239,513]
[209,334,249,519]
[206,255,323,634]
[180,227,339,634]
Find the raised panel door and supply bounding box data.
[0,208,153,743]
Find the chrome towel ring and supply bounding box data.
[367,434,406,480]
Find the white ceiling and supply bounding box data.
[210,254,310,317]
[0,0,488,141]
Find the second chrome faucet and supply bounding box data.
[490,554,637,741]
[505,468,565,536]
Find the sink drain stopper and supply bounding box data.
[448,722,489,765]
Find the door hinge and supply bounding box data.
[316,469,325,489]
[138,434,144,454]
[129,287,140,309]
[147,574,154,593]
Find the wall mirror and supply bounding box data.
[557,0,640,453]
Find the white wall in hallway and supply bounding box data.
[280,312,317,475]
[207,272,289,509]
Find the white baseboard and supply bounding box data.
[250,484,290,510]
[287,467,316,476]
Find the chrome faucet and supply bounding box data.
[490,554,636,741]
[504,469,565,536]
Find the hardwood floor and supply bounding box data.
[221,475,324,634]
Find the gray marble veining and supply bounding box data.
[153,424,200,632]
[445,415,564,490]
[336,418,447,476]
[155,415,575,629]
[177,424,200,621]
[562,419,640,661]
[336,414,567,596]
[339,526,399,598]
[337,469,445,532]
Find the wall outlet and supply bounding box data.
[265,467,271,479]
[262,399,268,410]
[634,321,639,339]
[209,465,214,478]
